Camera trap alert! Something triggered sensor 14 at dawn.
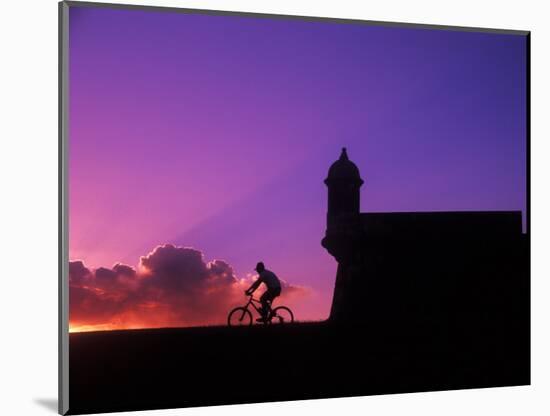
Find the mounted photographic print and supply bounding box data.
[58,1,530,414]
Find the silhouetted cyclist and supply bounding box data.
[245,262,282,322]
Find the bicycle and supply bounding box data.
[227,294,294,326]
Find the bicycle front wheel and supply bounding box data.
[228,307,253,327]
[270,306,294,324]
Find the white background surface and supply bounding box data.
[0,0,549,415]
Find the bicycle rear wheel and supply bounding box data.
[270,306,294,324]
[228,307,252,327]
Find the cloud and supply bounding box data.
[69,244,310,331]
[69,260,91,284]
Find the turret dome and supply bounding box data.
[325,148,363,184]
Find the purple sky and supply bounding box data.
[69,5,527,322]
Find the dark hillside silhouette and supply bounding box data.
[69,321,528,414]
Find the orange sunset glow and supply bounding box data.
[69,244,314,331]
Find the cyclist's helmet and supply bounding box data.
[255,262,265,273]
